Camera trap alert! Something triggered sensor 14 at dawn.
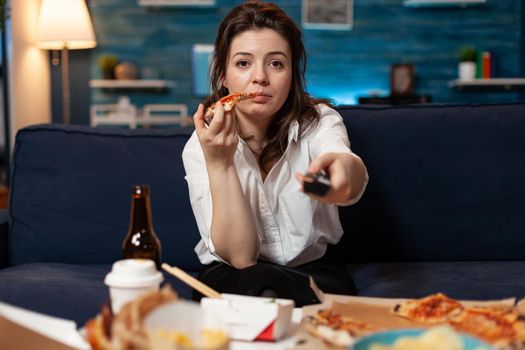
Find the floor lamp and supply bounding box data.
[36,0,97,124]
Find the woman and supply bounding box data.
[182,0,368,306]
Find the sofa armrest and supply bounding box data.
[0,208,8,268]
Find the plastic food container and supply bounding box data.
[144,300,229,350]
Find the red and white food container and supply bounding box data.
[200,294,294,342]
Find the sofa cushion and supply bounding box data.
[0,263,195,325]
[348,261,525,300]
[0,263,110,325]
[9,124,203,270]
[329,103,525,262]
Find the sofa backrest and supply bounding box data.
[10,104,525,268]
[9,124,203,270]
[328,103,525,263]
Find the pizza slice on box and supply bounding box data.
[391,292,464,324]
[449,306,525,349]
[303,309,383,348]
[390,293,525,349]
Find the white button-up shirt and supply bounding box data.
[182,104,368,266]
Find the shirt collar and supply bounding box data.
[288,120,299,143]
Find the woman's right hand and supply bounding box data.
[194,102,239,169]
[193,103,259,268]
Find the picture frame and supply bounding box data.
[191,44,214,97]
[302,0,353,30]
[390,64,415,96]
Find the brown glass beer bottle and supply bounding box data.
[122,185,161,269]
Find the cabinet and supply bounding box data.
[448,78,525,91]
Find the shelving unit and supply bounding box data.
[403,0,486,8]
[138,0,215,6]
[89,79,173,91]
[89,80,189,128]
[448,78,525,91]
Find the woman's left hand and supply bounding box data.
[295,152,366,204]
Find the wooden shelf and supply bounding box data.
[448,78,525,91]
[89,80,173,90]
[403,0,485,8]
[138,0,215,6]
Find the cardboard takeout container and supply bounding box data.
[201,293,294,342]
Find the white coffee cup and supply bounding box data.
[104,259,164,313]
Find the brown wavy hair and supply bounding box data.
[207,0,328,173]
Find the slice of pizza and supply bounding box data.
[303,309,382,347]
[391,293,464,324]
[204,92,257,124]
[449,306,525,348]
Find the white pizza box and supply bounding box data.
[201,293,295,342]
[0,301,90,350]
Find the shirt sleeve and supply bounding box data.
[308,104,369,206]
[308,105,353,159]
[182,132,227,264]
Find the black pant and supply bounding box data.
[194,259,356,307]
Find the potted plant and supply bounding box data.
[0,0,9,31]
[98,55,119,80]
[458,47,477,81]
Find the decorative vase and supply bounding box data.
[98,55,118,80]
[115,62,139,80]
[102,70,115,80]
[458,61,476,81]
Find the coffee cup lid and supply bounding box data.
[105,259,164,288]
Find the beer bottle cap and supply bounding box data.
[133,184,149,196]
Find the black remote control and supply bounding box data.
[303,171,330,196]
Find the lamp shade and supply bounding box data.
[36,0,97,50]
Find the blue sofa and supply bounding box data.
[1,103,525,327]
